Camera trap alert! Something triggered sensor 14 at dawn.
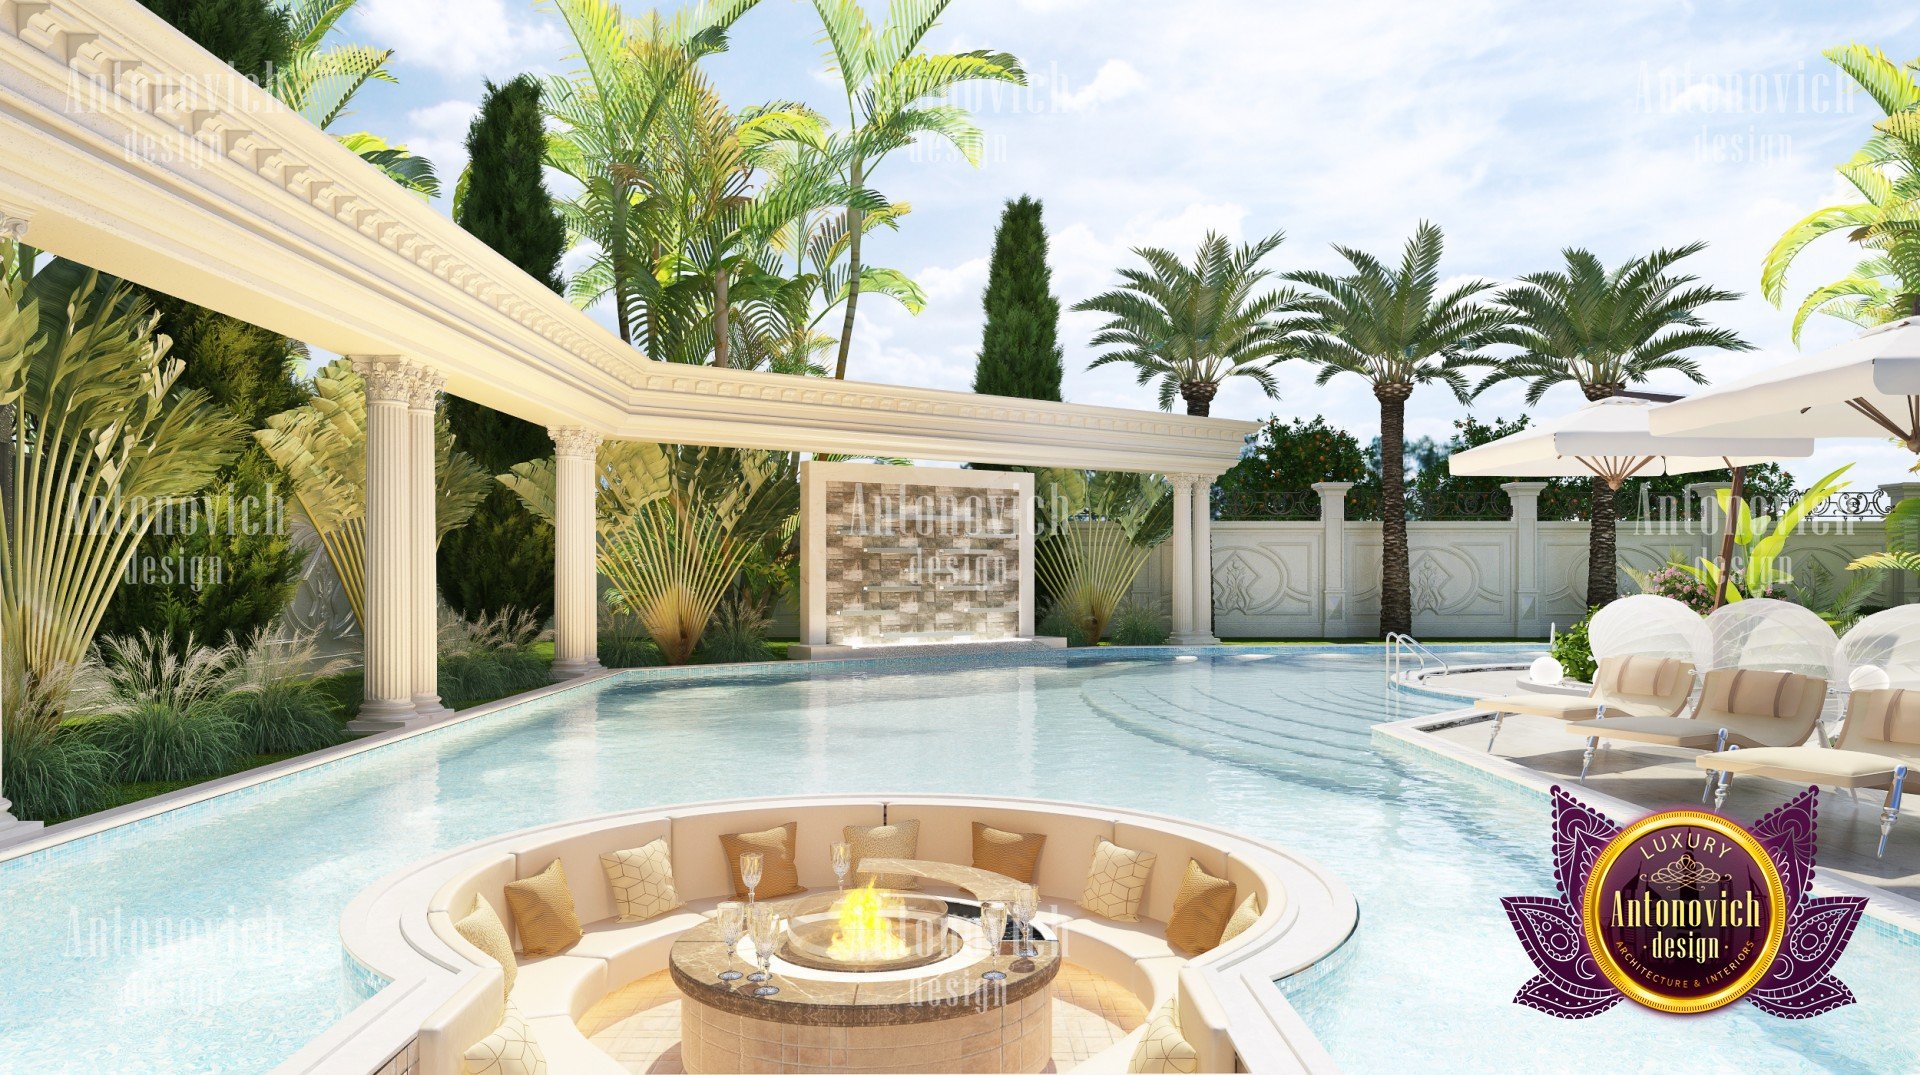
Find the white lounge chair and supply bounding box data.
[1696,687,1917,856]
[1475,655,1694,753]
[1564,667,1828,788]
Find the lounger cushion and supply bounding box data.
[1127,1001,1200,1073]
[1565,715,1723,748]
[504,859,584,957]
[454,895,518,1003]
[600,839,681,922]
[1165,859,1237,956]
[463,1009,546,1075]
[1219,892,1261,945]
[1477,694,1602,721]
[972,822,1046,884]
[1698,747,1902,787]
[1600,655,1682,698]
[1702,668,1805,719]
[844,821,920,890]
[1848,689,1920,748]
[718,823,803,900]
[1082,838,1157,922]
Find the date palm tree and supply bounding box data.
[1283,222,1510,637]
[808,0,1026,379]
[271,0,439,197]
[1074,231,1295,416]
[1475,244,1752,606]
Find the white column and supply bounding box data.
[1314,482,1353,637]
[1189,474,1219,644]
[409,370,447,715]
[551,427,604,677]
[351,357,418,729]
[0,207,40,844]
[1503,481,1547,638]
[1168,474,1196,643]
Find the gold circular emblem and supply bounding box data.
[1581,810,1787,1014]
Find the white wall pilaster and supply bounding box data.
[351,357,419,728]
[1189,475,1219,644]
[1503,482,1547,637]
[551,428,603,677]
[1168,474,1198,643]
[408,370,446,715]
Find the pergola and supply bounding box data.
[0,0,1252,734]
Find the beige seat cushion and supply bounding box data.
[844,821,920,890]
[1701,668,1806,719]
[1128,1001,1199,1073]
[505,859,584,957]
[1565,715,1723,748]
[1700,745,1903,787]
[1218,892,1261,946]
[1081,838,1157,922]
[454,895,518,1003]
[464,1008,547,1075]
[1600,655,1682,699]
[1476,694,1602,721]
[1164,859,1237,956]
[601,839,681,922]
[719,822,803,900]
[972,822,1046,883]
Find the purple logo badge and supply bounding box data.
[1504,786,1864,1018]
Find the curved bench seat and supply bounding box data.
[327,795,1356,1075]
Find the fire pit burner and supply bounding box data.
[778,884,957,972]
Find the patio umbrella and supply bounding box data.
[1447,396,1816,608]
[1647,316,1920,449]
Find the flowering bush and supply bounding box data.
[1636,565,1715,614]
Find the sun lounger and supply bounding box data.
[1695,687,1917,856]
[1564,667,1828,787]
[1475,655,1694,753]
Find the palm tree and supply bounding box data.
[1476,244,1753,606]
[1284,222,1510,637]
[1073,231,1295,416]
[808,0,1025,379]
[1762,44,1920,339]
[271,0,439,197]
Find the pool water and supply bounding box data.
[0,647,1914,1073]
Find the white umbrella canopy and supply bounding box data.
[1647,317,1920,450]
[1447,396,1816,486]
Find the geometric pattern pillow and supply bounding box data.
[1079,838,1156,922]
[1126,1002,1199,1073]
[1165,858,1237,955]
[463,1008,548,1075]
[1218,891,1261,945]
[503,858,583,957]
[844,821,920,890]
[453,895,518,1003]
[602,839,682,922]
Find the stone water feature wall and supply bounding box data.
[799,462,1035,649]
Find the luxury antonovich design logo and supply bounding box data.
[1504,787,1865,1018]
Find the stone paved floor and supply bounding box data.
[578,963,1145,1073]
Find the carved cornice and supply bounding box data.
[549,427,603,459]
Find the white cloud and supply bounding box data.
[1055,60,1145,112]
[400,99,478,199]
[353,0,565,80]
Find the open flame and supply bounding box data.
[825,880,911,963]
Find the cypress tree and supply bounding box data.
[140,0,292,83]
[440,75,569,620]
[971,196,1064,401]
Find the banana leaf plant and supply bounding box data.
[1032,470,1174,643]
[1680,465,1853,601]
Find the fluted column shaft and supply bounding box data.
[551,428,603,677]
[1189,475,1218,644]
[409,371,446,714]
[1168,474,1196,643]
[354,357,418,725]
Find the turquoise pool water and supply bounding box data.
[0,647,1914,1073]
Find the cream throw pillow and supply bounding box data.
[602,839,682,922]
[1127,1002,1199,1073]
[1219,892,1262,945]
[844,821,920,890]
[453,895,518,1003]
[504,858,583,957]
[1080,838,1156,922]
[464,1008,548,1075]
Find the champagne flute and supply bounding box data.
[716,901,746,982]
[748,905,782,996]
[740,852,763,908]
[979,901,1009,981]
[831,841,852,891]
[1011,884,1039,958]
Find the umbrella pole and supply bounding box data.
[1711,465,1746,610]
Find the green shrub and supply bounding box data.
[1038,602,1090,647]
[601,614,665,668]
[88,701,244,783]
[1106,601,1170,646]
[1551,608,1599,683]
[2,722,111,821]
[225,681,344,755]
[697,596,774,664]
[436,609,552,709]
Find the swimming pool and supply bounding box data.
[0,647,1914,1073]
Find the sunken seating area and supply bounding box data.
[331,795,1356,1075]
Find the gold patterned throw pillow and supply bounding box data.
[1127,1002,1199,1073]
[1219,892,1262,945]
[504,858,583,957]
[971,822,1046,883]
[464,1008,548,1075]
[719,823,803,900]
[601,838,682,922]
[1080,838,1156,922]
[844,821,920,890]
[453,895,518,1003]
[1165,859,1238,955]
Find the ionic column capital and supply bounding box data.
[352,356,425,403]
[550,427,603,459]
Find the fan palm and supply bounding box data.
[1032,470,1173,643]
[501,442,798,664]
[1075,231,1296,416]
[269,0,439,197]
[1475,244,1752,606]
[1283,222,1511,637]
[1762,45,1920,339]
[808,0,1026,379]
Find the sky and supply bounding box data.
[339,0,1920,489]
